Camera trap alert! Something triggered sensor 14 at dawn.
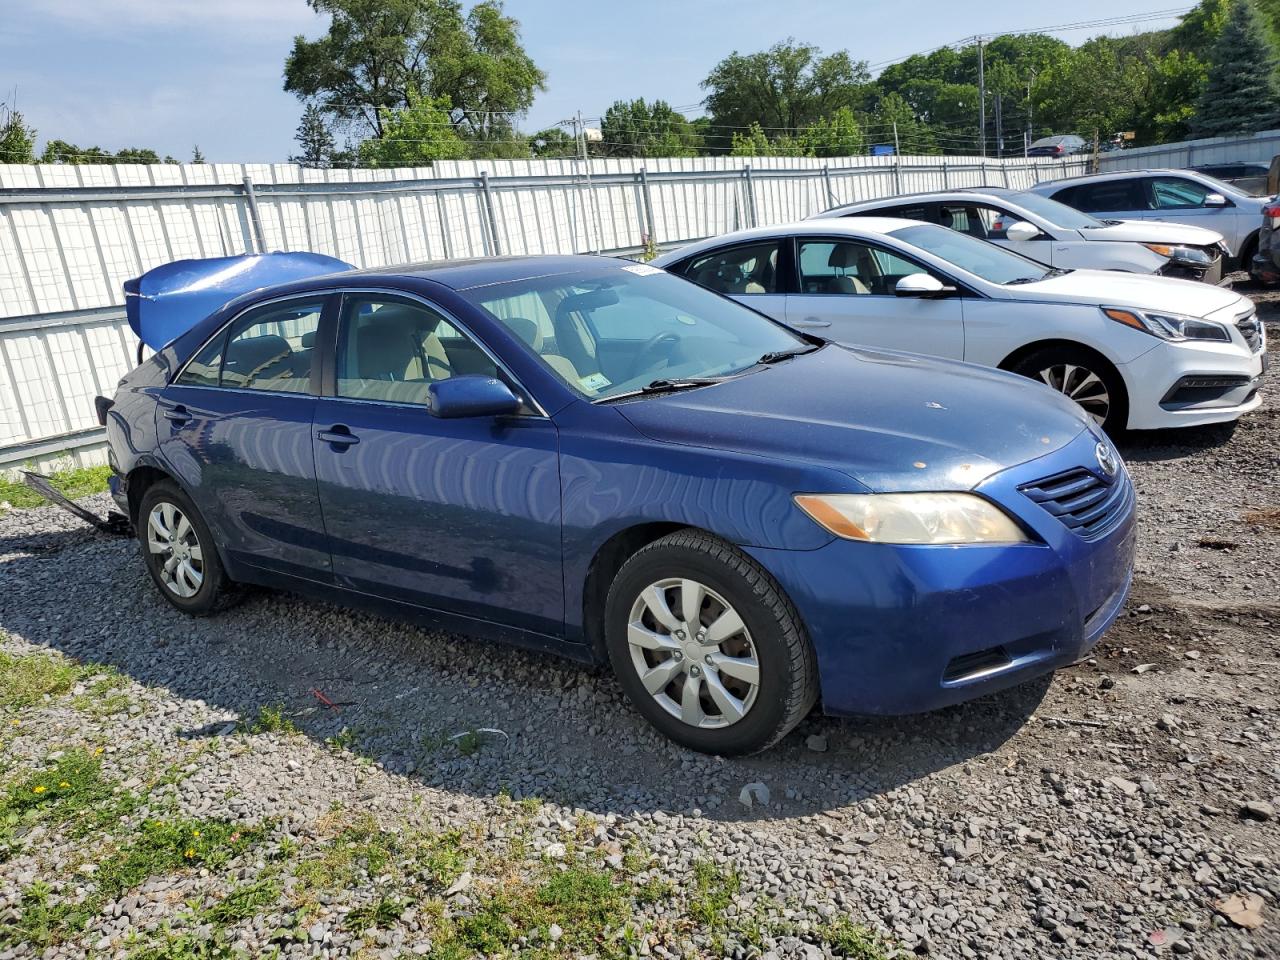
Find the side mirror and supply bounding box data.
[1005,220,1043,242]
[895,273,948,298]
[428,375,522,419]
[1202,192,1231,208]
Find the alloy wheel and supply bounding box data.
[146,501,205,599]
[1038,363,1110,425]
[626,577,760,729]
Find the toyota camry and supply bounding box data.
[102,251,1136,754]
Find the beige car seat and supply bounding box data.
[504,314,584,385]
[826,244,871,294]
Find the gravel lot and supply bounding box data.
[1,311,1278,959]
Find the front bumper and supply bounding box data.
[1119,333,1265,430]
[745,429,1136,717]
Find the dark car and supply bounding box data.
[103,252,1135,754]
[1028,135,1087,157]
[1190,162,1270,197]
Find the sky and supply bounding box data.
[0,0,1194,163]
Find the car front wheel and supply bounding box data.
[604,530,818,755]
[137,480,232,615]
[1011,346,1128,435]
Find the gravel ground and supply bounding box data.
[1,316,1278,959]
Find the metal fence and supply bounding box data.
[1098,128,1280,172]
[0,152,1089,471]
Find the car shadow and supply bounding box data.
[0,520,1049,825]
[1115,420,1240,463]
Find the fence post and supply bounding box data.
[822,165,835,208]
[941,158,949,189]
[893,155,902,195]
[639,167,658,247]
[743,164,757,227]
[479,171,501,256]
[1001,160,1010,187]
[241,176,267,254]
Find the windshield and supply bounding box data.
[1191,171,1255,198]
[1009,191,1104,230]
[460,264,806,401]
[888,222,1052,285]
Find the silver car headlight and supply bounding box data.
[1102,306,1231,343]
[794,493,1031,545]
[1142,243,1212,266]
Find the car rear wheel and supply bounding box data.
[604,530,817,755]
[138,480,232,615]
[1011,346,1128,435]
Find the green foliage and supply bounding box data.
[0,649,85,710]
[1192,0,1280,136]
[818,918,892,959]
[292,103,336,167]
[529,126,575,158]
[191,145,206,163]
[1033,36,1148,140]
[0,106,37,163]
[688,860,740,928]
[357,90,470,166]
[703,40,871,151]
[0,464,112,510]
[285,0,545,144]
[241,704,298,736]
[798,107,866,157]
[39,142,173,164]
[598,99,700,157]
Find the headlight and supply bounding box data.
[1102,306,1231,342]
[1142,243,1212,266]
[793,493,1031,545]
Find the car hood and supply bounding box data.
[614,345,1091,493]
[1004,268,1247,318]
[1079,219,1225,247]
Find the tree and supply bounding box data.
[357,90,469,166]
[1192,0,1280,137]
[798,107,865,157]
[529,127,575,158]
[702,40,871,151]
[292,103,337,166]
[1033,37,1147,142]
[1140,50,1209,143]
[191,145,206,163]
[284,0,545,141]
[866,92,937,155]
[0,106,36,163]
[598,99,700,157]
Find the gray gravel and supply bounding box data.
[1,321,1278,959]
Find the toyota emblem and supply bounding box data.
[1095,441,1119,479]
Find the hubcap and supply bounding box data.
[146,501,204,599]
[1038,363,1110,425]
[627,578,759,729]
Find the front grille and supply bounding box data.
[1019,467,1132,540]
[1237,309,1264,352]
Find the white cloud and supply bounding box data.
[35,0,316,30]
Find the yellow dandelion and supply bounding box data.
[192,830,201,838]
[94,747,104,755]
[9,719,18,727]
[184,848,194,858]
[32,785,46,794]
[59,781,70,789]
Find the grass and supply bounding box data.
[240,704,297,736]
[0,464,112,510]
[688,859,741,929]
[0,649,87,711]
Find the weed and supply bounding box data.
[818,918,892,959]
[204,877,282,924]
[240,704,297,736]
[326,726,358,751]
[688,859,741,929]
[0,649,84,711]
[344,895,406,934]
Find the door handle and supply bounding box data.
[161,404,191,424]
[317,426,360,447]
[792,318,831,328]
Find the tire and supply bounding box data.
[137,480,233,616]
[604,530,818,755]
[1237,233,1258,274]
[1010,345,1129,436]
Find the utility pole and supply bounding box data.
[892,121,900,155]
[976,36,986,158]
[1026,70,1035,152]
[994,93,1003,158]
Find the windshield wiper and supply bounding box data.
[1004,277,1041,285]
[597,377,729,403]
[756,345,820,365]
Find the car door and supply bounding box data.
[311,292,563,636]
[784,237,964,358]
[1139,175,1243,252]
[677,239,789,322]
[157,295,334,580]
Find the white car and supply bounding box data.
[652,219,1265,433]
[810,188,1228,283]
[1027,168,1272,267]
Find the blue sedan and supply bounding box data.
[103,252,1135,754]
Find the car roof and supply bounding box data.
[652,218,928,263]
[327,253,626,291]
[817,187,1020,214]
[1029,168,1194,188]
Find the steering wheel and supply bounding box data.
[629,331,681,379]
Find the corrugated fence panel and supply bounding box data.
[0,153,1090,470]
